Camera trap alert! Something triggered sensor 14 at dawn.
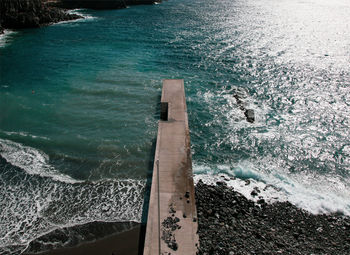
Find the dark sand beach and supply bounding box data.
[25,222,144,255]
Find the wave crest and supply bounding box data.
[0,138,79,183]
[193,162,350,216]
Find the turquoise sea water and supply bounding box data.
[1,0,350,253]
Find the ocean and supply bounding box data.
[1,0,350,253]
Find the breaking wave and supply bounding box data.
[194,163,350,216]
[0,30,17,48]
[0,139,145,255]
[0,138,78,183]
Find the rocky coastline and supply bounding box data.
[48,0,126,10]
[0,0,157,34]
[195,180,350,255]
[0,0,81,33]
[48,0,156,10]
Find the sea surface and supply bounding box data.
[1,0,350,253]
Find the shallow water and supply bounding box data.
[1,0,350,253]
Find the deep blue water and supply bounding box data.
[1,0,350,253]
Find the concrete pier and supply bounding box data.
[143,79,198,254]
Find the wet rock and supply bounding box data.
[233,94,244,109]
[245,109,255,123]
[253,187,261,193]
[257,198,265,205]
[233,92,256,123]
[251,190,258,197]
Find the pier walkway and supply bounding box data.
[143,79,198,254]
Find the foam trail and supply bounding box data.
[0,138,79,183]
[193,162,350,216]
[1,130,50,141]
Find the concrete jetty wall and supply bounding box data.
[143,79,199,254]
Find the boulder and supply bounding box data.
[245,109,255,123]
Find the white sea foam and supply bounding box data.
[68,9,97,21]
[0,138,145,254]
[0,138,78,183]
[2,130,50,141]
[0,30,17,48]
[54,9,96,26]
[0,172,145,254]
[193,162,350,216]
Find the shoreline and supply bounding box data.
[0,0,160,38]
[0,29,16,47]
[24,221,143,255]
[195,180,350,254]
[0,0,82,32]
[15,178,350,255]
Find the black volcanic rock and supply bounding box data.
[245,108,255,123]
[0,0,159,31]
[124,0,156,5]
[195,180,350,255]
[52,0,126,9]
[0,0,81,30]
[234,93,255,123]
[50,0,157,10]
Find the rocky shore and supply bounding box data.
[51,0,156,9]
[49,0,126,10]
[0,0,158,34]
[0,0,81,32]
[195,180,350,255]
